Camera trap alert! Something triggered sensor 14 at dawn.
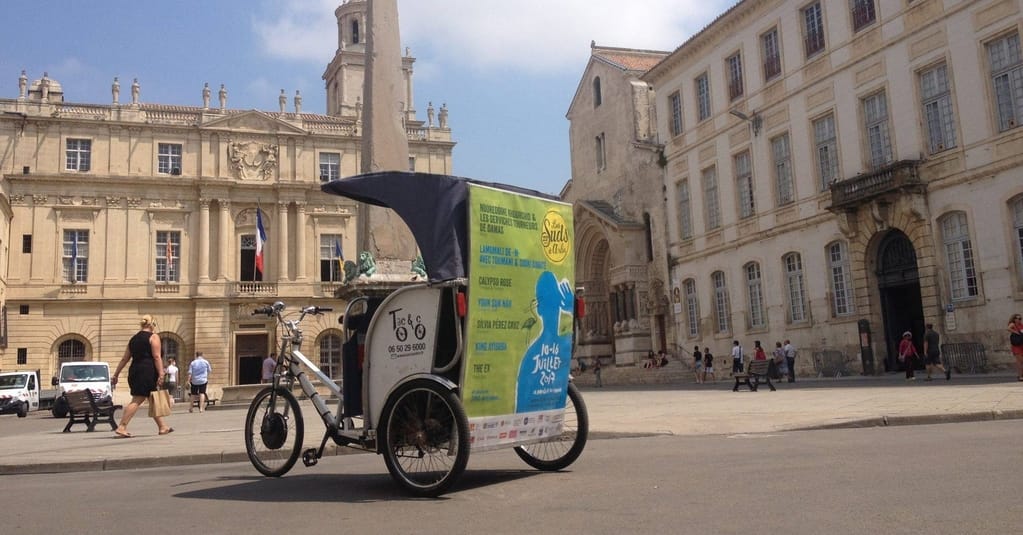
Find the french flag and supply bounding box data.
[255,207,267,275]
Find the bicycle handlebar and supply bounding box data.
[252,302,333,317]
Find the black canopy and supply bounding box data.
[321,171,558,283]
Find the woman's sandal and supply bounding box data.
[159,428,175,435]
[114,430,133,439]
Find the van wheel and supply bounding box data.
[51,397,68,418]
[17,402,28,418]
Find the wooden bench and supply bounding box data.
[190,397,218,409]
[62,390,122,432]
[733,360,776,392]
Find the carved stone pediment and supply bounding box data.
[201,110,307,135]
[228,141,279,181]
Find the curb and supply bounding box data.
[793,409,1023,431]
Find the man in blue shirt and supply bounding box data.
[187,351,212,413]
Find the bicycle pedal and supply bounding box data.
[302,448,320,467]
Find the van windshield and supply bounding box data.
[0,375,28,389]
[61,365,109,382]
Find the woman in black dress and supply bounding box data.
[111,314,172,437]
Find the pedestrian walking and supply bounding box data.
[1009,313,1023,382]
[898,331,919,381]
[261,352,276,384]
[188,351,212,412]
[773,341,788,380]
[923,323,950,381]
[702,348,716,383]
[110,314,173,438]
[593,358,603,387]
[692,346,703,384]
[731,340,744,375]
[165,357,179,400]
[783,339,797,382]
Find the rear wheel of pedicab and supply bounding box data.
[380,379,470,497]
[514,382,589,471]
[245,386,304,477]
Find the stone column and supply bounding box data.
[295,203,307,279]
[277,202,290,282]
[360,0,416,262]
[218,200,231,280]
[198,199,210,281]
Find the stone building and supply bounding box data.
[0,0,454,392]
[564,43,670,366]
[640,0,1023,375]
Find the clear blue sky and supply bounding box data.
[0,0,733,194]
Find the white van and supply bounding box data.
[50,362,112,418]
[0,371,42,417]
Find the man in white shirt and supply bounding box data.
[783,340,796,383]
[187,351,212,413]
[731,340,744,375]
[165,358,179,400]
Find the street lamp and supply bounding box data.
[729,109,762,136]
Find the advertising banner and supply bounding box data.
[463,184,575,450]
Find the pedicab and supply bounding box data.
[244,171,588,497]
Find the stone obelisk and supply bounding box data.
[360,0,417,267]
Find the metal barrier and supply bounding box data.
[940,343,987,374]
[813,350,848,378]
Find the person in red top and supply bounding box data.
[753,340,767,360]
[898,331,919,381]
[1008,313,1023,381]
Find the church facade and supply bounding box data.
[0,0,454,393]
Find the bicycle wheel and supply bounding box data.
[514,382,589,471]
[380,379,469,497]
[244,386,303,477]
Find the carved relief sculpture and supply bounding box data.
[228,141,280,181]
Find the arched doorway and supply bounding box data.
[876,230,925,372]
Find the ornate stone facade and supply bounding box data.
[0,1,455,391]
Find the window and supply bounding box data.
[677,179,693,240]
[828,241,855,316]
[240,234,261,282]
[851,0,876,32]
[319,152,340,182]
[695,73,711,121]
[320,333,343,379]
[593,77,602,107]
[702,166,721,230]
[352,19,360,44]
[712,271,731,334]
[986,32,1022,131]
[156,231,180,283]
[1014,198,1023,284]
[22,234,31,254]
[19,305,29,314]
[802,2,826,58]
[57,339,86,365]
[684,279,700,337]
[813,113,839,189]
[941,212,978,300]
[669,91,683,136]
[727,52,744,101]
[17,348,27,365]
[863,91,893,168]
[919,64,957,153]
[784,252,808,322]
[62,229,88,283]
[408,156,416,172]
[157,143,182,175]
[772,134,794,205]
[745,262,766,329]
[761,28,782,81]
[735,151,754,218]
[161,336,179,364]
[65,139,91,172]
[320,234,344,282]
[595,133,606,171]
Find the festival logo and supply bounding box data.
[540,209,570,265]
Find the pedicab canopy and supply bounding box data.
[322,172,577,450]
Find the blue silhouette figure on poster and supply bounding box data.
[515,271,574,413]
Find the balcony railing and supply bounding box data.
[234,282,278,296]
[828,160,921,210]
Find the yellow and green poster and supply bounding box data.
[463,184,575,450]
